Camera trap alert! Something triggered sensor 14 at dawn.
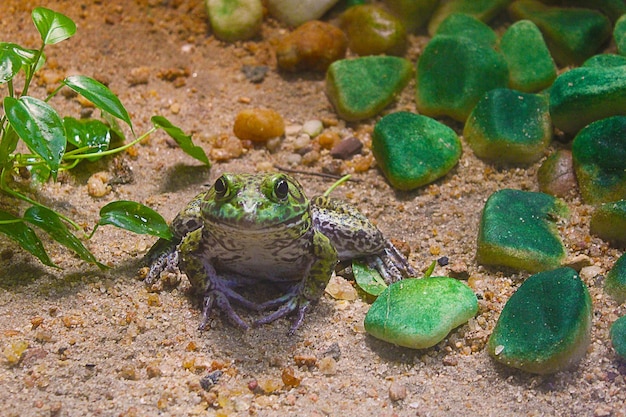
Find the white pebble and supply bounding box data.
[293,134,311,150]
[301,119,323,137]
[285,153,302,166]
[579,265,603,281]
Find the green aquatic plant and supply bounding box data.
[0,7,208,269]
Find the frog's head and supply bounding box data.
[201,173,310,231]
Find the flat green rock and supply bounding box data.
[372,112,462,191]
[365,277,478,349]
[488,267,592,374]
[326,56,413,121]
[590,200,626,247]
[615,14,626,56]
[610,315,626,360]
[605,252,626,303]
[463,88,552,164]
[572,116,626,204]
[500,20,556,92]
[205,0,263,42]
[550,67,626,135]
[509,0,611,66]
[415,35,509,122]
[582,54,626,68]
[427,0,512,36]
[477,189,568,272]
[435,13,498,47]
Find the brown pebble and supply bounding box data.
[146,363,163,378]
[281,367,301,388]
[276,20,347,72]
[62,315,84,328]
[209,134,244,161]
[537,149,577,198]
[449,262,470,280]
[18,347,48,367]
[233,108,285,142]
[294,354,317,368]
[318,356,337,375]
[30,316,44,330]
[317,131,341,149]
[127,66,151,86]
[330,136,363,159]
[388,381,407,401]
[442,355,458,366]
[87,172,111,198]
[119,365,138,380]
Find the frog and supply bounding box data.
[145,172,416,334]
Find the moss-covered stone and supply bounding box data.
[615,14,626,56]
[325,56,413,122]
[427,0,512,36]
[463,88,552,164]
[549,67,626,135]
[435,13,498,47]
[386,0,439,32]
[605,253,626,303]
[582,54,626,68]
[590,200,626,247]
[339,5,407,56]
[488,267,592,374]
[509,0,612,66]
[205,0,263,42]
[477,189,568,272]
[372,112,462,191]
[500,20,556,92]
[610,315,626,360]
[415,35,508,122]
[365,277,478,349]
[572,117,626,204]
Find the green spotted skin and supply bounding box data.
[146,172,415,333]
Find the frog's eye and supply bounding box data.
[214,176,228,198]
[274,178,289,200]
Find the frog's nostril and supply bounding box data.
[239,200,259,214]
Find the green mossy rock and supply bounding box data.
[386,0,439,32]
[610,315,626,360]
[428,0,512,36]
[509,0,611,66]
[582,54,626,68]
[365,277,478,349]
[500,20,557,92]
[372,112,462,191]
[605,253,626,303]
[572,117,626,204]
[205,0,263,42]
[415,35,509,122]
[463,88,552,164]
[325,56,413,122]
[488,267,592,374]
[477,189,568,272]
[615,14,626,56]
[339,5,407,56]
[436,13,498,47]
[590,200,626,247]
[550,67,626,135]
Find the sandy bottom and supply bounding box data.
[0,1,624,416]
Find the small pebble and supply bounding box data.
[233,108,285,142]
[563,254,593,272]
[275,21,347,72]
[330,136,363,160]
[281,367,301,388]
[318,356,337,375]
[605,253,626,302]
[488,267,592,374]
[241,65,268,83]
[301,120,323,137]
[317,131,341,149]
[388,381,407,401]
[127,66,150,86]
[205,0,263,42]
[537,150,577,198]
[579,265,604,282]
[325,275,357,301]
[477,189,568,272]
[266,0,340,26]
[87,172,111,197]
[339,5,407,56]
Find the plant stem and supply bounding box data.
[62,126,156,161]
[20,44,45,97]
[323,174,352,197]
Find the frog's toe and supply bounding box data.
[200,290,250,330]
[253,296,311,334]
[145,248,179,286]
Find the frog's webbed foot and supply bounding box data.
[144,238,180,286]
[364,239,417,283]
[252,285,311,335]
[199,289,250,330]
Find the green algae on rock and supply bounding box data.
[590,200,626,247]
[508,0,611,67]
[386,0,439,33]
[205,0,263,42]
[427,0,512,36]
[463,88,552,164]
[605,252,626,303]
[572,117,626,204]
[477,189,568,272]
[325,56,413,122]
[610,315,626,360]
[364,277,478,349]
[435,13,498,47]
[488,267,592,374]
[500,20,556,92]
[372,112,461,191]
[537,150,578,198]
[415,35,508,122]
[339,4,407,56]
[582,53,626,68]
[615,14,626,56]
[550,67,626,135]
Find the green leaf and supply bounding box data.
[0,44,23,84]
[0,209,56,267]
[424,260,436,278]
[23,206,106,269]
[63,75,133,132]
[63,117,111,161]
[4,96,66,179]
[353,260,388,297]
[98,201,173,240]
[31,7,76,45]
[151,116,210,166]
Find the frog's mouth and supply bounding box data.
[204,211,310,233]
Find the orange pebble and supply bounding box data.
[233,108,285,142]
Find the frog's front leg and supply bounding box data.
[254,230,338,334]
[179,228,254,330]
